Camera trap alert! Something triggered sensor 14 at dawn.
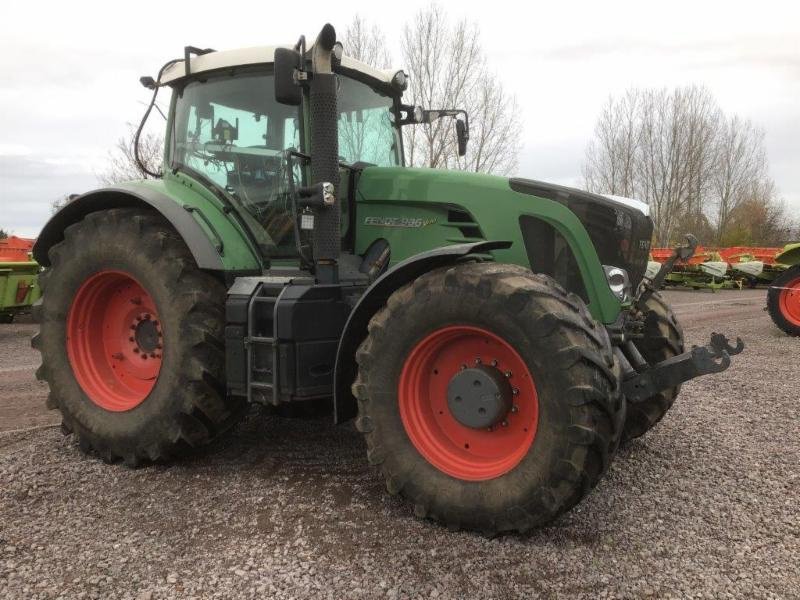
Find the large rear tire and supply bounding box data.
[767,265,800,336]
[32,208,243,464]
[622,291,684,441]
[353,262,624,534]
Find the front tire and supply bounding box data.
[33,208,243,464]
[767,266,800,336]
[353,263,624,534]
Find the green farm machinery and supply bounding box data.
[0,236,41,323]
[31,25,745,534]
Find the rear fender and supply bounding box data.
[33,181,261,273]
[332,240,511,423]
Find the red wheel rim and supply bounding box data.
[779,276,800,326]
[66,270,163,411]
[398,325,539,481]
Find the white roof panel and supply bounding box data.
[160,45,398,86]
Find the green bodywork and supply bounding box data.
[355,167,622,323]
[0,261,41,318]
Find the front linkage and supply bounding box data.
[619,235,745,404]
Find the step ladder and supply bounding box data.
[245,281,288,405]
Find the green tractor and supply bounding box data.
[32,25,744,534]
[767,243,800,336]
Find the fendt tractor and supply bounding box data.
[32,25,745,534]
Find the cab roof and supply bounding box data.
[160,45,400,88]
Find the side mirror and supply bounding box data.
[275,48,302,106]
[455,119,469,156]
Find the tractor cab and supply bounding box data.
[161,46,407,264]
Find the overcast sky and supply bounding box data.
[1,0,798,237]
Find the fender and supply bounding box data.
[33,181,261,272]
[776,243,800,267]
[332,240,512,423]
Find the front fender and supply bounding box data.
[33,179,262,273]
[332,240,511,423]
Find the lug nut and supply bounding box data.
[130,296,142,305]
[129,337,134,342]
[487,426,493,432]
[133,348,139,353]
[504,371,512,378]
[111,352,124,360]
[475,357,482,365]
[491,359,498,367]
[460,364,467,370]
[512,388,519,396]
[144,313,151,320]
[511,405,519,413]
[501,420,509,427]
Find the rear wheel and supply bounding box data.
[353,263,624,534]
[622,291,684,441]
[767,265,800,336]
[32,208,243,464]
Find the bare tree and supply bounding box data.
[98,123,162,186]
[711,116,767,243]
[583,85,782,246]
[401,5,521,174]
[342,15,392,69]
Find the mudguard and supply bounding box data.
[33,180,261,273]
[332,240,512,423]
[776,243,800,267]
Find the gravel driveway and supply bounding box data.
[1,290,798,599]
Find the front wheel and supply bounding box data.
[353,263,624,534]
[767,265,800,336]
[33,208,243,464]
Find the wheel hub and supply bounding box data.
[133,316,160,354]
[447,365,512,429]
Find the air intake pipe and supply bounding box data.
[309,24,341,283]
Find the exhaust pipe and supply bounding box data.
[308,24,341,284]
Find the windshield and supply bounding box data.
[170,70,401,258]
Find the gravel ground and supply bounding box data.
[0,289,798,599]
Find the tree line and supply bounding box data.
[582,86,795,246]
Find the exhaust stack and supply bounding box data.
[309,24,341,284]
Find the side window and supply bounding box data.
[336,78,400,167]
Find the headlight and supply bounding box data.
[603,265,631,302]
